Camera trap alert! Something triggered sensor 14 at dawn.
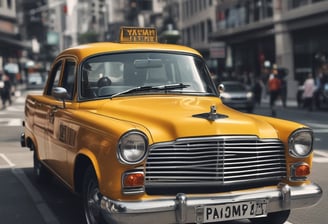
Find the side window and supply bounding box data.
[62,60,76,100]
[46,61,62,96]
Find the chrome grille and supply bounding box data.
[145,136,286,187]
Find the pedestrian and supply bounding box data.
[268,67,281,117]
[253,78,263,105]
[278,68,288,108]
[1,73,12,109]
[302,73,316,111]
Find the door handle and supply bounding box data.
[49,106,58,123]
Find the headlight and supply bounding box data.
[289,129,313,158]
[118,131,148,164]
[246,92,253,99]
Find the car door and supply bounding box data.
[46,58,78,183]
[32,61,62,163]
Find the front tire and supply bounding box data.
[249,210,290,224]
[82,166,105,224]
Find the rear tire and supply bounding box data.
[82,166,105,224]
[249,210,290,224]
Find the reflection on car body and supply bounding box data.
[219,81,255,113]
[20,27,322,224]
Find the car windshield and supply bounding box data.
[79,52,217,99]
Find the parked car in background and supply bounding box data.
[219,81,255,113]
[26,71,46,89]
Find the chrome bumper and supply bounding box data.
[100,182,322,224]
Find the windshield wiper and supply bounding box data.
[110,83,190,99]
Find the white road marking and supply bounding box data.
[8,118,23,126]
[0,118,23,127]
[313,129,328,133]
[306,122,328,128]
[313,150,328,163]
[0,106,24,114]
[6,105,25,112]
[305,122,328,133]
[0,153,15,168]
[15,96,26,103]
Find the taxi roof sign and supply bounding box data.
[120,27,158,43]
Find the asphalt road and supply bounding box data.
[0,88,327,224]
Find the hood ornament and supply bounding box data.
[209,105,218,120]
[192,105,228,121]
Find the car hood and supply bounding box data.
[95,96,278,142]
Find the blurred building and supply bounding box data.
[211,0,328,99]
[16,0,66,67]
[66,0,109,45]
[64,0,164,44]
[0,0,30,68]
[174,0,221,75]
[106,0,164,42]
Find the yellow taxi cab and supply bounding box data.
[21,27,322,224]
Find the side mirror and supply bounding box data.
[52,87,68,108]
[218,84,225,93]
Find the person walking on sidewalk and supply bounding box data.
[0,72,12,109]
[302,73,316,111]
[268,67,281,117]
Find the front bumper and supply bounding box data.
[100,182,322,224]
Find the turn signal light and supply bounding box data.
[123,172,144,187]
[295,164,310,177]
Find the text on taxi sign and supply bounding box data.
[120,27,158,43]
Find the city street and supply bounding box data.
[0,88,327,224]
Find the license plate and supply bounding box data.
[203,200,268,223]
